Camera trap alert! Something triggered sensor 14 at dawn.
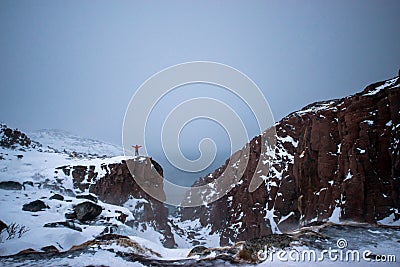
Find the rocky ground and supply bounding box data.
[1,223,399,266]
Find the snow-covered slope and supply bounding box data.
[0,125,223,266]
[0,126,126,254]
[0,124,177,259]
[28,129,122,158]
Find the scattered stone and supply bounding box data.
[49,194,64,201]
[22,181,34,189]
[74,201,102,221]
[65,211,77,220]
[99,225,118,235]
[116,213,128,223]
[76,194,98,203]
[43,221,82,232]
[0,181,23,190]
[22,200,49,212]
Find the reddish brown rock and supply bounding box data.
[64,157,176,248]
[181,76,400,245]
[70,165,97,192]
[0,124,32,148]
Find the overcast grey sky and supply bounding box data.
[1,1,399,186]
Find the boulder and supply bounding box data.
[65,211,77,219]
[22,200,49,212]
[73,201,102,221]
[0,181,22,190]
[49,194,64,201]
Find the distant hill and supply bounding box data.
[28,129,122,157]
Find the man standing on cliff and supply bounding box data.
[132,145,142,157]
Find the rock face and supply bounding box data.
[89,158,175,248]
[69,165,98,192]
[59,157,176,248]
[181,75,400,245]
[89,158,165,205]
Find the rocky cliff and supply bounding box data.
[57,157,176,248]
[181,75,400,245]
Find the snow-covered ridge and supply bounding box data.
[0,123,179,258]
[289,76,399,117]
[28,129,122,158]
[295,99,339,115]
[363,77,399,96]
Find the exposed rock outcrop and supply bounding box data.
[0,124,32,149]
[59,157,176,248]
[89,158,165,205]
[71,165,98,192]
[181,75,400,245]
[89,158,175,248]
